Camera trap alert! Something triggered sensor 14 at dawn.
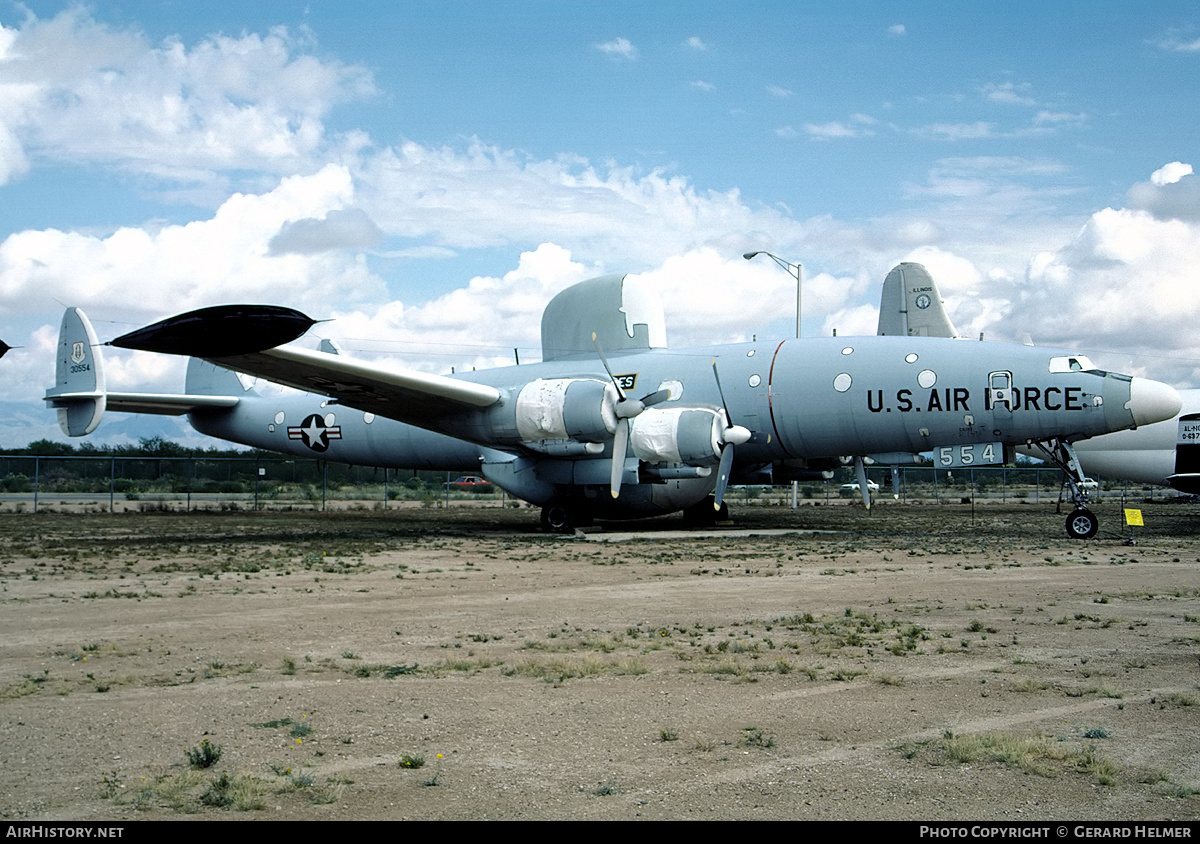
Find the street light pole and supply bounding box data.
[744,251,805,509]
[743,251,803,338]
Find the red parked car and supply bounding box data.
[447,475,493,491]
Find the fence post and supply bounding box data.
[33,456,39,514]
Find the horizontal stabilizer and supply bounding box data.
[47,390,238,416]
[108,392,239,415]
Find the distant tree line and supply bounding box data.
[12,436,271,459]
[0,437,460,496]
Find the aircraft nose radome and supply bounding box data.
[1127,378,1182,427]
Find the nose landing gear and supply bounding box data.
[1030,439,1099,540]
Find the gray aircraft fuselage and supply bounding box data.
[193,334,1142,513]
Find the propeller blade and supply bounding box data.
[615,387,671,419]
[713,443,735,509]
[640,388,670,407]
[610,419,630,498]
[592,332,627,402]
[854,456,872,510]
[711,358,732,419]
[710,360,745,510]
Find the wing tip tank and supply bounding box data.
[110,305,317,357]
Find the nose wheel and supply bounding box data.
[1066,507,1098,540]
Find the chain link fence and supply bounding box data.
[0,454,1186,514]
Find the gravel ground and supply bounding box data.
[1,499,1198,821]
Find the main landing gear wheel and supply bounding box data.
[540,504,574,533]
[682,496,729,527]
[1066,508,1098,540]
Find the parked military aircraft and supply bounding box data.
[45,272,1181,536]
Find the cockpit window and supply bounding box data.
[1048,355,1097,373]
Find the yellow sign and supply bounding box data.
[1124,508,1144,527]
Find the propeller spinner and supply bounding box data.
[592,333,672,497]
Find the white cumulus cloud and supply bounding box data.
[1151,162,1193,186]
[0,8,373,189]
[596,37,637,60]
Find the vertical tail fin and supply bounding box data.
[877,262,960,338]
[44,308,107,436]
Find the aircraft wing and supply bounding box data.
[104,304,504,423]
[206,346,502,422]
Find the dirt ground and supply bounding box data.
[1,498,1198,821]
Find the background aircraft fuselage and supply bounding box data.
[1072,388,1200,493]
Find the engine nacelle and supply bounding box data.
[514,378,619,444]
[629,406,726,466]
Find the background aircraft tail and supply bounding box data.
[44,307,107,436]
[876,262,960,338]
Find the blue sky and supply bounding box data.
[3,1,1200,446]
